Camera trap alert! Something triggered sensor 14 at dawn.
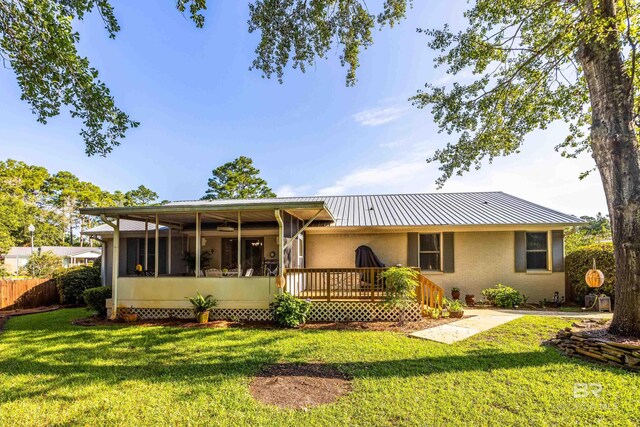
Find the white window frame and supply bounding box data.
[419,232,443,271]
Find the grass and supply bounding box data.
[0,309,638,427]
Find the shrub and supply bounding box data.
[380,267,419,325]
[481,284,523,308]
[565,242,615,304]
[54,265,101,305]
[270,292,311,328]
[186,292,217,315]
[0,265,10,278]
[82,286,112,318]
[443,297,464,312]
[22,251,61,278]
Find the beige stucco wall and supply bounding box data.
[306,230,565,302]
[305,233,408,268]
[116,276,276,309]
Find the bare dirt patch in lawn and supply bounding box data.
[249,363,352,409]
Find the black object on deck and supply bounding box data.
[355,245,385,268]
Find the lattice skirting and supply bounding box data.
[113,307,271,321]
[307,301,422,322]
[111,302,421,322]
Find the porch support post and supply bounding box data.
[167,227,172,275]
[144,219,149,271]
[100,242,106,287]
[99,215,120,320]
[237,211,242,277]
[283,209,323,250]
[154,214,159,277]
[274,209,285,292]
[195,212,201,277]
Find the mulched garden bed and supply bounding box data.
[71,315,459,333]
[249,363,352,409]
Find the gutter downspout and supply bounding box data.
[274,209,285,293]
[101,215,119,320]
[90,235,106,287]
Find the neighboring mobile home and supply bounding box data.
[3,246,102,275]
[81,192,583,321]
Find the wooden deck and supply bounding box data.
[284,267,444,312]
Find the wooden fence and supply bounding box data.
[0,279,59,311]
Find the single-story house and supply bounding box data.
[81,192,583,321]
[3,246,102,274]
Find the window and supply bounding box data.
[126,238,167,274]
[419,233,441,270]
[526,232,548,270]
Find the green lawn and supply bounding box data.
[0,309,637,427]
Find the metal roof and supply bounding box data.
[6,246,101,258]
[84,219,169,234]
[164,192,583,227]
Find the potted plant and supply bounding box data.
[451,287,461,300]
[444,297,465,318]
[121,307,138,323]
[186,292,217,323]
[465,294,475,306]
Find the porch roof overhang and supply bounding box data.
[80,200,334,230]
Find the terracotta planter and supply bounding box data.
[196,311,210,324]
[465,294,475,307]
[122,313,138,323]
[449,310,464,319]
[451,290,461,300]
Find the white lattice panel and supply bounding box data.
[117,307,270,321]
[208,308,271,322]
[115,302,420,322]
[308,302,421,322]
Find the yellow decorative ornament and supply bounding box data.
[275,275,286,289]
[585,259,605,288]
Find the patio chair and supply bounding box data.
[205,268,223,278]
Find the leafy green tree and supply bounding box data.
[237,0,640,336]
[0,0,138,155]
[22,250,61,278]
[202,156,276,200]
[123,185,158,206]
[565,213,612,254]
[380,267,419,325]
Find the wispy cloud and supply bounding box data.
[353,105,410,126]
[378,139,405,148]
[312,135,607,216]
[274,184,311,197]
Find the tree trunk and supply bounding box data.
[578,0,640,337]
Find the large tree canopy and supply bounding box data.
[0,0,409,154]
[0,159,159,252]
[0,0,138,156]
[203,156,276,200]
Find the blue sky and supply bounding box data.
[0,1,608,217]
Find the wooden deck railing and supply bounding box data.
[285,268,389,301]
[284,267,445,312]
[416,274,444,312]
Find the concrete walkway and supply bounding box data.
[410,308,613,344]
